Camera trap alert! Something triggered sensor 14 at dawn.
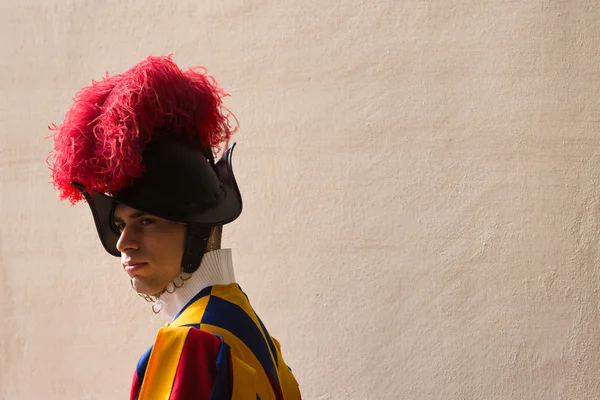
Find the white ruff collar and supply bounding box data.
[153,249,236,320]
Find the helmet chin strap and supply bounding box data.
[181,224,213,273]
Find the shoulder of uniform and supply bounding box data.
[157,325,224,351]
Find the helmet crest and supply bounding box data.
[48,55,237,204]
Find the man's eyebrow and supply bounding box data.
[113,210,148,223]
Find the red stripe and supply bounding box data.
[169,329,223,399]
[130,372,140,400]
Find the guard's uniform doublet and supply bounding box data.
[131,284,301,400]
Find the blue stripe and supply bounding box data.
[202,295,280,385]
[238,286,279,368]
[180,323,201,329]
[255,314,279,368]
[173,286,213,320]
[210,337,232,400]
[134,345,153,400]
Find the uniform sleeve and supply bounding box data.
[135,327,233,400]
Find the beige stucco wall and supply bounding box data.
[2,1,600,399]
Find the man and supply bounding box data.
[48,55,301,400]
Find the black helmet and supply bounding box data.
[48,55,241,273]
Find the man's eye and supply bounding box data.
[141,218,155,226]
[114,223,125,232]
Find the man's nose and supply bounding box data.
[116,225,140,253]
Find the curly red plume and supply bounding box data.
[48,55,237,204]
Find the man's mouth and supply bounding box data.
[124,262,148,277]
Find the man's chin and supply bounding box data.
[131,277,164,297]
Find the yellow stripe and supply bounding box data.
[172,295,210,327]
[230,354,258,400]
[265,336,302,400]
[201,324,276,400]
[138,327,191,400]
[210,285,280,378]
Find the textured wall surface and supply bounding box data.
[2,1,600,399]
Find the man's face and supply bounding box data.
[113,204,186,296]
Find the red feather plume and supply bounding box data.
[47,55,237,204]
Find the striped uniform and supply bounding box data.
[131,284,301,400]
